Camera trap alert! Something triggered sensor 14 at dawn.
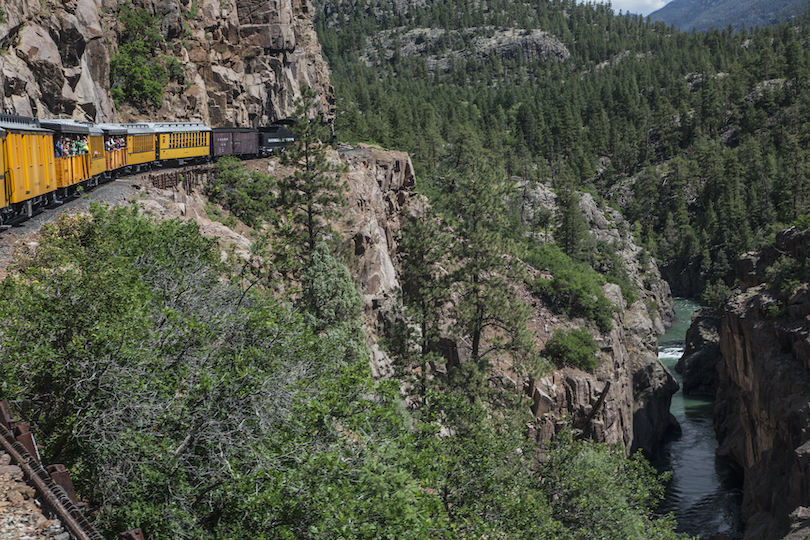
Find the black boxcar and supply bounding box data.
[212,128,258,158]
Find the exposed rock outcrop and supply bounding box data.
[676,308,722,396]
[360,26,570,75]
[338,145,418,379]
[518,183,678,457]
[738,227,810,293]
[0,0,334,125]
[713,230,810,540]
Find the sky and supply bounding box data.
[608,0,673,16]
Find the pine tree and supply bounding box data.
[555,180,591,262]
[277,87,347,271]
[445,153,536,384]
[399,209,451,358]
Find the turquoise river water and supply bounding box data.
[652,298,745,539]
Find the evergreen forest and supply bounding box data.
[315,0,810,305]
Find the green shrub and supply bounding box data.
[110,42,167,107]
[110,5,169,108]
[700,280,733,309]
[545,327,599,370]
[207,156,277,227]
[765,303,788,319]
[765,255,807,295]
[527,244,616,332]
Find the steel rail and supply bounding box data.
[0,422,104,540]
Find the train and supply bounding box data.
[0,114,299,227]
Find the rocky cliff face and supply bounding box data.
[359,27,570,74]
[515,185,678,457]
[0,0,333,125]
[676,308,722,396]
[713,228,810,540]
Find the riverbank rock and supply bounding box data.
[676,308,722,396]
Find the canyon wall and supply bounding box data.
[676,308,721,396]
[0,0,333,125]
[712,228,810,540]
[522,188,677,457]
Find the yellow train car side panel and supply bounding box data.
[89,135,106,178]
[0,135,8,209]
[106,148,127,171]
[6,132,54,203]
[128,134,155,166]
[158,132,210,160]
[55,155,91,188]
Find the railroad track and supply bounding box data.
[0,401,146,540]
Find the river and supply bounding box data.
[653,298,745,539]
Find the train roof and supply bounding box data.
[0,114,52,134]
[93,123,128,136]
[212,127,257,133]
[143,122,211,133]
[39,119,103,135]
[96,123,156,135]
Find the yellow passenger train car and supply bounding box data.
[147,122,211,166]
[97,124,129,175]
[96,123,157,173]
[0,114,56,225]
[125,124,157,172]
[40,120,107,196]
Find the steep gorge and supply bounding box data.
[672,228,810,540]
[0,0,687,527]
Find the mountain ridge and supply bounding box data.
[649,0,810,31]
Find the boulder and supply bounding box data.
[16,25,78,115]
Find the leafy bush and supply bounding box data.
[545,327,599,370]
[207,156,277,227]
[111,42,168,107]
[527,244,616,332]
[541,430,687,540]
[110,5,170,107]
[765,254,807,295]
[700,279,734,309]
